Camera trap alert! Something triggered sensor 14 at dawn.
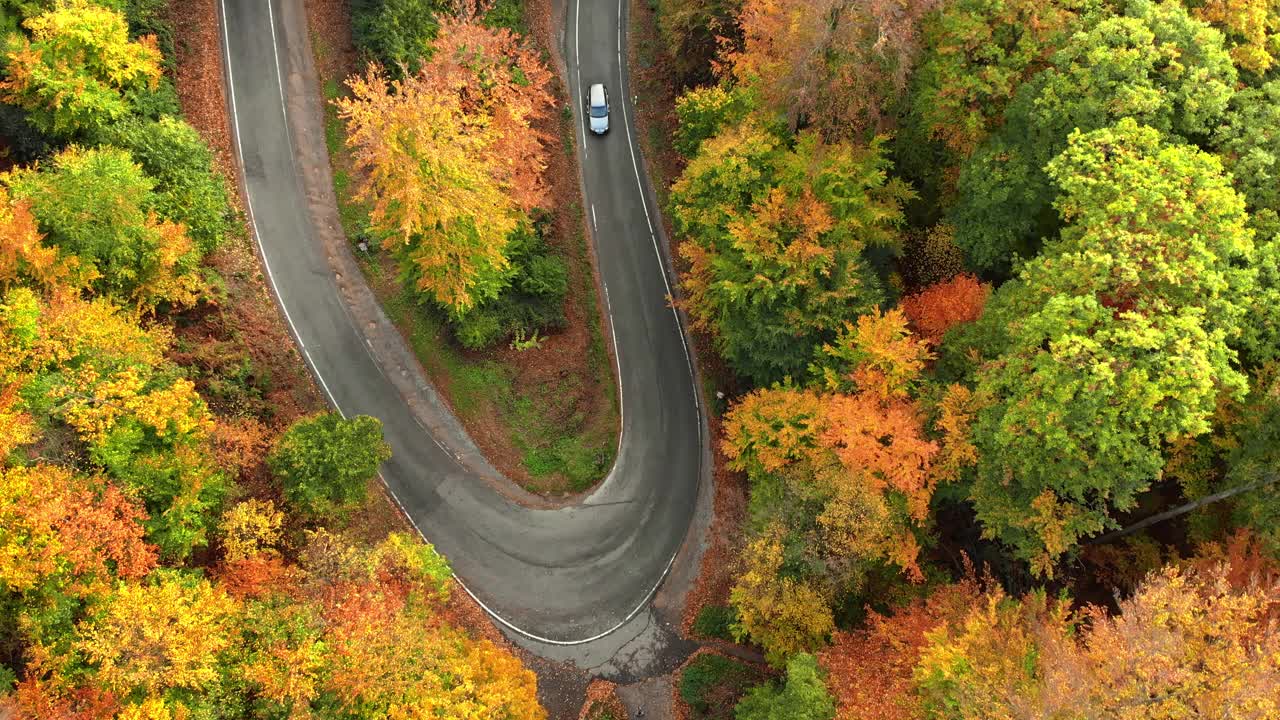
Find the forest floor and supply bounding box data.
[305,0,620,499]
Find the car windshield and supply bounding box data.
[589,104,607,118]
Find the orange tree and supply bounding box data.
[727,0,941,140]
[723,310,978,663]
[337,17,554,313]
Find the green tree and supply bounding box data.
[5,145,204,309]
[967,120,1256,574]
[953,0,1238,275]
[0,0,163,137]
[671,121,909,384]
[1214,81,1280,239]
[92,116,234,254]
[450,219,569,350]
[269,413,392,518]
[674,84,755,158]
[1164,367,1280,555]
[912,0,1095,155]
[735,654,835,720]
[1238,236,1280,366]
[350,0,451,76]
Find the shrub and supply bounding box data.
[268,413,392,519]
[350,0,450,76]
[453,308,506,351]
[449,220,568,350]
[693,604,738,641]
[483,0,526,33]
[680,653,761,718]
[734,654,835,720]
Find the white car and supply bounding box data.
[588,83,610,135]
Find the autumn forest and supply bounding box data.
[0,0,1279,717]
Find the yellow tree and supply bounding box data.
[2,287,225,560]
[914,564,1280,719]
[0,464,155,597]
[219,499,284,562]
[1070,565,1280,718]
[336,18,554,311]
[729,526,836,667]
[322,587,546,718]
[74,573,242,697]
[0,0,163,136]
[1193,0,1280,74]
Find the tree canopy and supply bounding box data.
[966,120,1255,573]
[337,17,554,312]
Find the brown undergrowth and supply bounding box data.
[577,679,627,720]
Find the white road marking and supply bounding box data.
[602,282,625,460]
[614,0,700,414]
[591,203,598,232]
[265,0,288,116]
[575,0,586,155]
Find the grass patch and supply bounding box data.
[680,654,765,720]
[368,255,615,493]
[321,79,367,243]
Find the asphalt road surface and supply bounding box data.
[218,0,704,645]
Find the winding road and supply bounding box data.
[217,0,705,650]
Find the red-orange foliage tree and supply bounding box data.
[900,273,991,344]
[819,577,981,720]
[723,311,979,660]
[0,464,155,598]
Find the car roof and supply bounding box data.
[589,83,606,105]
